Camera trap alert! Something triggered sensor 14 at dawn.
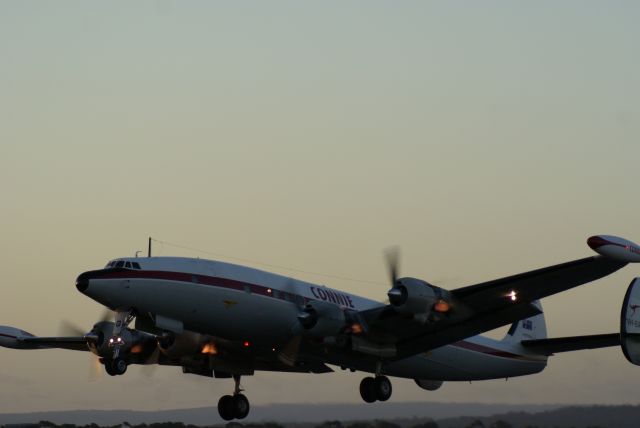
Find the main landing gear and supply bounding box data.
[359,361,392,403]
[359,375,392,403]
[218,375,250,421]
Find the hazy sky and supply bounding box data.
[1,1,640,414]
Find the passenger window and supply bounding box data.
[132,262,141,270]
[115,261,125,268]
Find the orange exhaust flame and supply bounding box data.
[201,343,218,355]
[433,300,451,313]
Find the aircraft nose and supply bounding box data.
[76,272,90,292]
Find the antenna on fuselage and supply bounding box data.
[148,237,152,257]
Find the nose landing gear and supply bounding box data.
[104,309,135,377]
[217,375,251,421]
[104,357,128,376]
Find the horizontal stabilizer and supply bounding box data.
[521,333,620,356]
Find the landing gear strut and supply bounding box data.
[218,375,250,421]
[360,361,392,403]
[104,308,135,376]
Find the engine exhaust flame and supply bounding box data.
[201,342,218,355]
[433,299,451,313]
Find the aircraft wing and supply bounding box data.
[361,255,627,359]
[520,333,620,356]
[0,326,89,351]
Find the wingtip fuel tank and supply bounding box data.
[587,235,640,263]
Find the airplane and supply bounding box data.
[2,234,640,421]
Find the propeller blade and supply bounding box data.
[59,320,85,337]
[138,339,162,378]
[278,335,302,367]
[99,307,113,322]
[384,246,401,286]
[140,364,157,378]
[89,354,103,382]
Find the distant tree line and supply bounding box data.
[0,419,607,428]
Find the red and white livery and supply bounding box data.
[2,235,640,421]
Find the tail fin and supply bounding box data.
[503,300,547,343]
[621,278,640,364]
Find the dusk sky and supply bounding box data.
[1,1,640,413]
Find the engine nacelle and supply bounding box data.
[88,321,156,358]
[297,300,347,338]
[415,379,444,391]
[387,278,451,321]
[159,330,203,358]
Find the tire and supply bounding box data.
[112,358,127,375]
[374,376,392,401]
[218,395,235,421]
[104,360,117,377]
[359,377,377,403]
[232,394,250,419]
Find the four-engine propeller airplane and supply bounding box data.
[3,235,640,421]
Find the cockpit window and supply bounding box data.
[105,260,142,269]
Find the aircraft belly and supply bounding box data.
[384,344,546,381]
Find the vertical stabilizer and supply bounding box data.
[503,300,547,343]
[621,278,640,364]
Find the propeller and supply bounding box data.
[385,246,401,287]
[278,279,310,366]
[58,320,85,337]
[385,246,407,305]
[278,335,302,367]
[58,307,115,382]
[280,248,404,366]
[139,346,161,378]
[89,353,103,382]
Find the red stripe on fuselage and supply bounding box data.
[94,269,305,302]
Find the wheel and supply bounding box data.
[359,377,377,403]
[232,394,250,419]
[104,360,117,377]
[112,358,127,375]
[374,376,392,401]
[218,395,235,421]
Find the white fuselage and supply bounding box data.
[81,257,547,381]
